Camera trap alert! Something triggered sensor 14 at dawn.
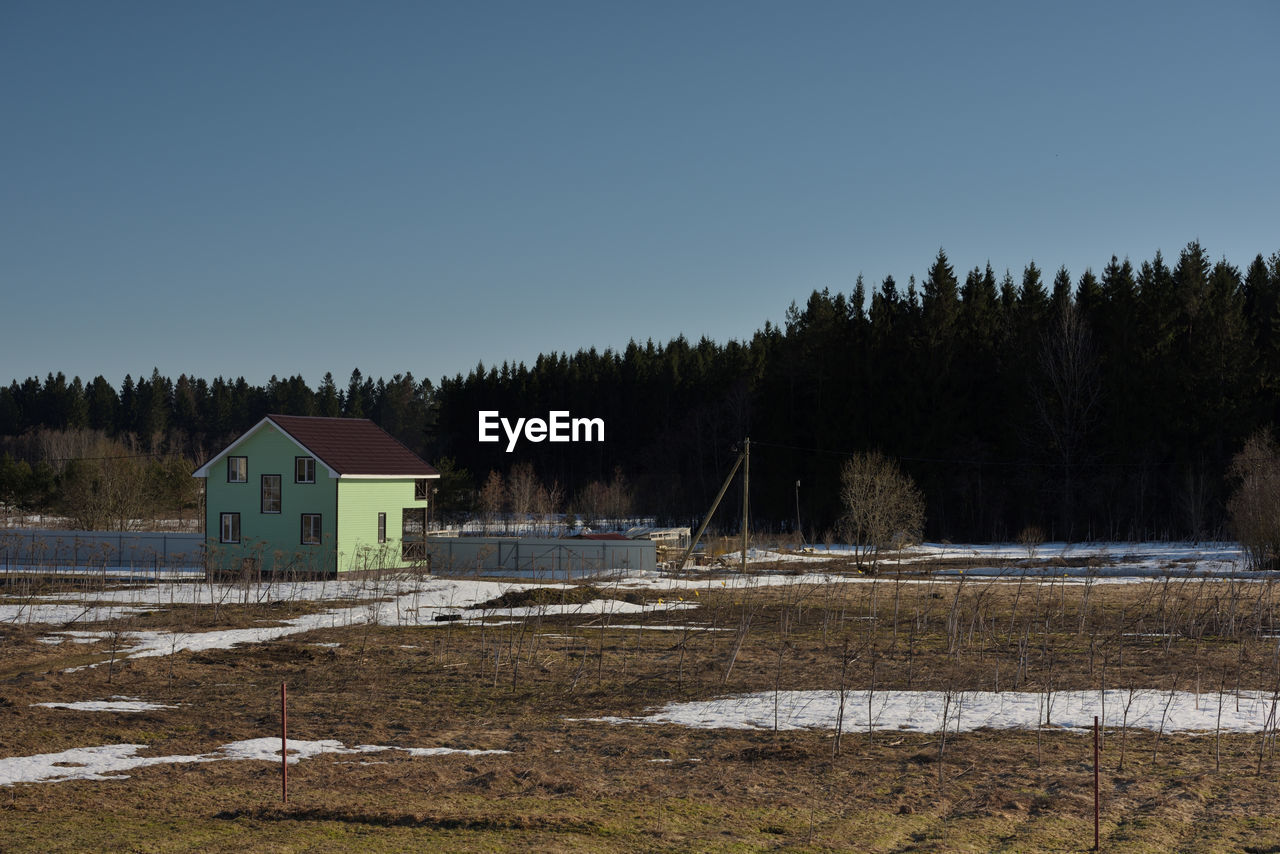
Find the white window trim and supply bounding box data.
[220,512,240,544]
[261,474,282,514]
[301,513,322,546]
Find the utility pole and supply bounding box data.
[795,479,802,544]
[674,437,751,572]
[741,437,750,575]
[675,448,744,571]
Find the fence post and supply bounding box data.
[281,683,288,804]
[1094,714,1100,851]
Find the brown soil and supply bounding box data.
[3,575,1280,851]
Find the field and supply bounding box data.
[6,543,1280,852]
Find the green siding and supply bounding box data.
[337,479,430,572]
[204,423,338,574]
[202,420,436,574]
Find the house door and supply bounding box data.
[402,508,427,561]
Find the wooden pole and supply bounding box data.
[674,451,744,571]
[795,479,802,545]
[741,438,749,576]
[1093,714,1100,851]
[281,682,288,804]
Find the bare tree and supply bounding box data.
[1018,524,1044,561]
[533,479,564,526]
[574,468,632,528]
[1228,430,1280,570]
[837,451,925,573]
[507,462,540,524]
[58,439,150,530]
[573,481,609,527]
[34,428,108,472]
[603,466,633,523]
[479,470,505,533]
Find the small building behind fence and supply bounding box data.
[423,535,655,578]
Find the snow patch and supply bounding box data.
[588,689,1280,734]
[0,738,510,786]
[33,698,178,712]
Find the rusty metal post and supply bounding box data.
[1094,714,1100,851]
[281,683,288,804]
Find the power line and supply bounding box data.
[4,452,185,465]
[749,439,1272,472]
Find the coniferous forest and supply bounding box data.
[4,242,1280,542]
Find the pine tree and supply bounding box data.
[1244,254,1280,405]
[922,249,960,346]
[317,372,341,417]
[344,369,366,418]
[1076,269,1103,327]
[86,376,118,433]
[1018,261,1048,329]
[1049,266,1073,321]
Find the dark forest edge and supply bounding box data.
[4,242,1280,543]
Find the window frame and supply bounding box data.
[261,474,282,514]
[295,456,316,484]
[227,456,247,483]
[377,512,387,544]
[415,478,429,501]
[301,513,322,546]
[219,512,241,544]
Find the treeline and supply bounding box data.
[0,368,432,461]
[0,434,200,530]
[4,241,1279,540]
[0,370,435,527]
[435,242,1280,542]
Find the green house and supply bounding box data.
[193,415,440,575]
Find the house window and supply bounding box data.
[220,512,240,544]
[377,512,387,544]
[295,456,315,483]
[227,457,247,483]
[261,474,282,513]
[415,478,429,500]
[301,513,322,545]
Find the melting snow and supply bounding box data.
[43,576,682,669]
[590,689,1280,734]
[33,698,178,712]
[0,739,510,786]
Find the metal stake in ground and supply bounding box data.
[281,682,288,804]
[1094,714,1100,851]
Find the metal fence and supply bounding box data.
[423,536,655,578]
[0,529,205,574]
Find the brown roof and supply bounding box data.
[268,415,439,477]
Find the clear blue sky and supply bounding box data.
[3,1,1277,389]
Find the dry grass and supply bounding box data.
[5,570,1280,850]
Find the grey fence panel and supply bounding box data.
[0,529,205,571]
[423,536,654,578]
